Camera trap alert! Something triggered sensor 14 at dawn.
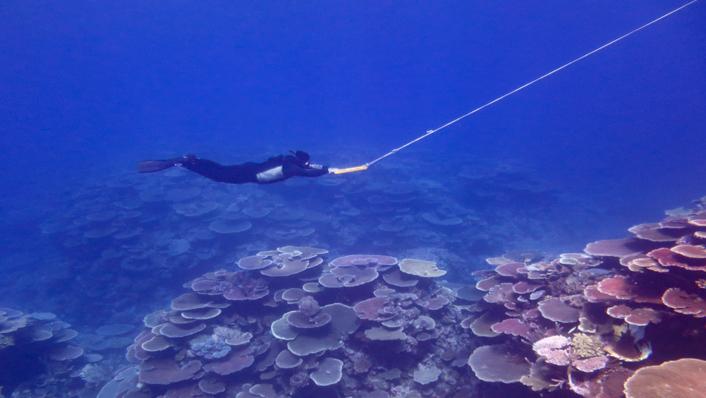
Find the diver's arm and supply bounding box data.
[304,163,329,176]
[283,161,329,177]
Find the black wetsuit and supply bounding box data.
[178,154,329,184]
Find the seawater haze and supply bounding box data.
[0,1,704,397]
[1,1,704,220]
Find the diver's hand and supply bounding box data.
[328,167,340,174]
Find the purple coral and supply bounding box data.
[309,357,344,386]
[138,358,202,385]
[468,344,529,383]
[537,297,579,324]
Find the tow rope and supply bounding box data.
[330,0,699,175]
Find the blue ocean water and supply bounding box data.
[0,1,704,396]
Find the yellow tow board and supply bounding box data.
[330,165,368,175]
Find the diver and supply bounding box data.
[137,151,331,184]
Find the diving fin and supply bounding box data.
[137,160,176,173]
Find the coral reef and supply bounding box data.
[0,308,86,396]
[466,197,706,397]
[7,151,705,397]
[18,154,578,331]
[104,247,479,397]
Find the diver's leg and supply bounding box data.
[137,156,190,173]
[180,157,255,184]
[138,155,255,183]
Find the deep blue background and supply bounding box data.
[1,0,705,235]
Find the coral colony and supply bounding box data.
[466,198,706,397]
[103,250,474,397]
[3,162,706,397]
[104,197,703,397]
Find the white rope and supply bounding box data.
[366,0,699,167]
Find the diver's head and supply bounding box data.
[291,150,310,166]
